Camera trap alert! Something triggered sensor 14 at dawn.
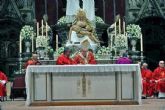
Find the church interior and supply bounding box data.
[0,0,165,109]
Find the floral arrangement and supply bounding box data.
[20,25,35,40]
[54,47,65,56]
[115,34,128,49]
[57,16,104,25]
[96,46,111,55]
[36,35,49,48]
[95,16,105,23]
[95,46,111,59]
[126,24,141,39]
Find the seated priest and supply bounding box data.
[141,62,155,98]
[56,47,76,65]
[153,61,165,98]
[24,53,41,68]
[73,47,96,64]
[0,71,8,101]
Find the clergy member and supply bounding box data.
[24,53,41,68]
[153,60,165,98]
[73,47,96,64]
[141,62,155,98]
[56,47,75,65]
[0,71,8,101]
[116,52,132,64]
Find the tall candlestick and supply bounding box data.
[19,35,22,53]
[140,34,143,52]
[32,34,34,52]
[110,34,113,52]
[46,22,48,37]
[37,22,39,37]
[119,18,121,34]
[115,22,117,37]
[126,33,128,49]
[42,20,43,36]
[56,34,58,51]
[123,20,125,35]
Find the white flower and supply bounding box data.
[95,16,104,23]
[115,34,128,49]
[57,16,104,25]
[96,46,111,55]
[54,47,64,56]
[126,24,141,39]
[36,36,49,48]
[20,25,35,40]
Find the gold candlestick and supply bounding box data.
[41,20,43,36]
[56,35,58,51]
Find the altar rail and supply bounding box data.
[25,64,142,106]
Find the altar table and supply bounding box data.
[25,64,141,106]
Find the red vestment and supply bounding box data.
[24,59,41,69]
[73,51,96,64]
[141,68,154,97]
[153,67,165,93]
[0,71,8,97]
[56,53,75,65]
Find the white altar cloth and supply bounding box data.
[26,64,141,106]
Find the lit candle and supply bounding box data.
[126,33,128,49]
[115,22,117,37]
[119,18,121,34]
[32,34,34,52]
[123,20,125,35]
[140,34,143,52]
[41,20,43,36]
[37,22,39,37]
[46,22,48,37]
[110,34,113,52]
[56,34,58,51]
[19,35,22,53]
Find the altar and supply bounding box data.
[25,64,142,106]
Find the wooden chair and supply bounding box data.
[10,75,26,100]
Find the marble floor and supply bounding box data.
[0,98,165,110]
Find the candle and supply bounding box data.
[126,33,128,49]
[32,34,34,52]
[41,20,43,36]
[123,20,125,35]
[46,22,48,37]
[19,35,22,53]
[140,34,143,52]
[37,22,39,37]
[110,34,113,52]
[115,22,117,37]
[56,34,58,51]
[119,18,121,34]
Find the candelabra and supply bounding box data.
[19,53,23,74]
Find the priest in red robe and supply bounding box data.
[24,53,41,68]
[153,61,165,98]
[0,71,8,101]
[56,47,75,65]
[73,48,96,64]
[141,62,154,98]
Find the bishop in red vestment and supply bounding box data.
[73,48,96,64]
[141,63,154,97]
[153,61,165,93]
[24,53,41,68]
[56,47,75,65]
[0,71,8,101]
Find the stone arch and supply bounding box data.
[137,16,165,70]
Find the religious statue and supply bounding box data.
[66,9,99,50]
